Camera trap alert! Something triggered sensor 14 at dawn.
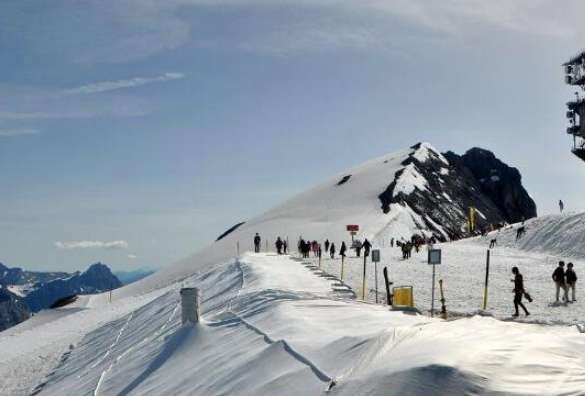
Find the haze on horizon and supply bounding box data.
[2,0,585,273]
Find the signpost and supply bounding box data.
[372,249,380,303]
[346,224,359,242]
[428,249,442,317]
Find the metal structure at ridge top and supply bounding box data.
[563,50,585,162]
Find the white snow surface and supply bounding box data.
[3,145,585,395]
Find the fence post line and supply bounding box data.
[340,255,345,281]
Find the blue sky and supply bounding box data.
[2,0,585,272]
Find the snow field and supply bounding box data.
[30,253,585,395]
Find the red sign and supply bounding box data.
[346,225,359,232]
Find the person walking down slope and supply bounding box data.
[283,239,288,255]
[324,239,330,255]
[566,262,578,302]
[254,233,261,253]
[559,199,564,214]
[340,241,347,258]
[275,237,283,255]
[552,261,569,303]
[511,266,530,317]
[330,243,336,259]
[363,239,372,257]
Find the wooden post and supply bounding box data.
[340,255,345,281]
[383,267,392,306]
[265,240,268,252]
[483,249,490,310]
[362,254,367,300]
[109,290,112,303]
[374,261,379,304]
[236,241,240,257]
[431,263,436,317]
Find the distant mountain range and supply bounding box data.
[0,262,122,331]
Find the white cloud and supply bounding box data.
[127,254,138,259]
[55,240,129,250]
[65,72,185,95]
[0,128,39,137]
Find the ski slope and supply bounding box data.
[2,144,585,395]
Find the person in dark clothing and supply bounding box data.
[340,241,347,258]
[552,261,569,302]
[324,239,330,254]
[363,239,372,257]
[330,243,336,259]
[511,267,530,317]
[515,226,526,241]
[283,239,288,255]
[489,238,497,249]
[566,262,577,302]
[559,199,564,214]
[275,237,283,255]
[254,233,261,253]
[390,238,394,248]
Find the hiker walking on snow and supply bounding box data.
[567,262,577,302]
[275,237,283,255]
[354,240,362,257]
[340,241,347,257]
[553,261,569,303]
[324,239,330,254]
[254,233,261,253]
[559,199,564,214]
[330,243,336,259]
[363,239,372,257]
[511,267,530,317]
[283,239,288,255]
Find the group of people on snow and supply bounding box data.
[552,261,577,303]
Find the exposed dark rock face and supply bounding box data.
[337,175,352,185]
[216,222,246,241]
[24,263,122,312]
[379,143,508,241]
[444,148,537,223]
[0,287,31,331]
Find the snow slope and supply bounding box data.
[2,144,585,395]
[21,253,585,395]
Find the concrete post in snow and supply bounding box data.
[180,287,201,325]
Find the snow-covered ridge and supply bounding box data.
[22,254,585,395]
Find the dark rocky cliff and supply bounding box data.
[444,148,537,223]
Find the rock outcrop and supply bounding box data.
[444,148,537,223]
